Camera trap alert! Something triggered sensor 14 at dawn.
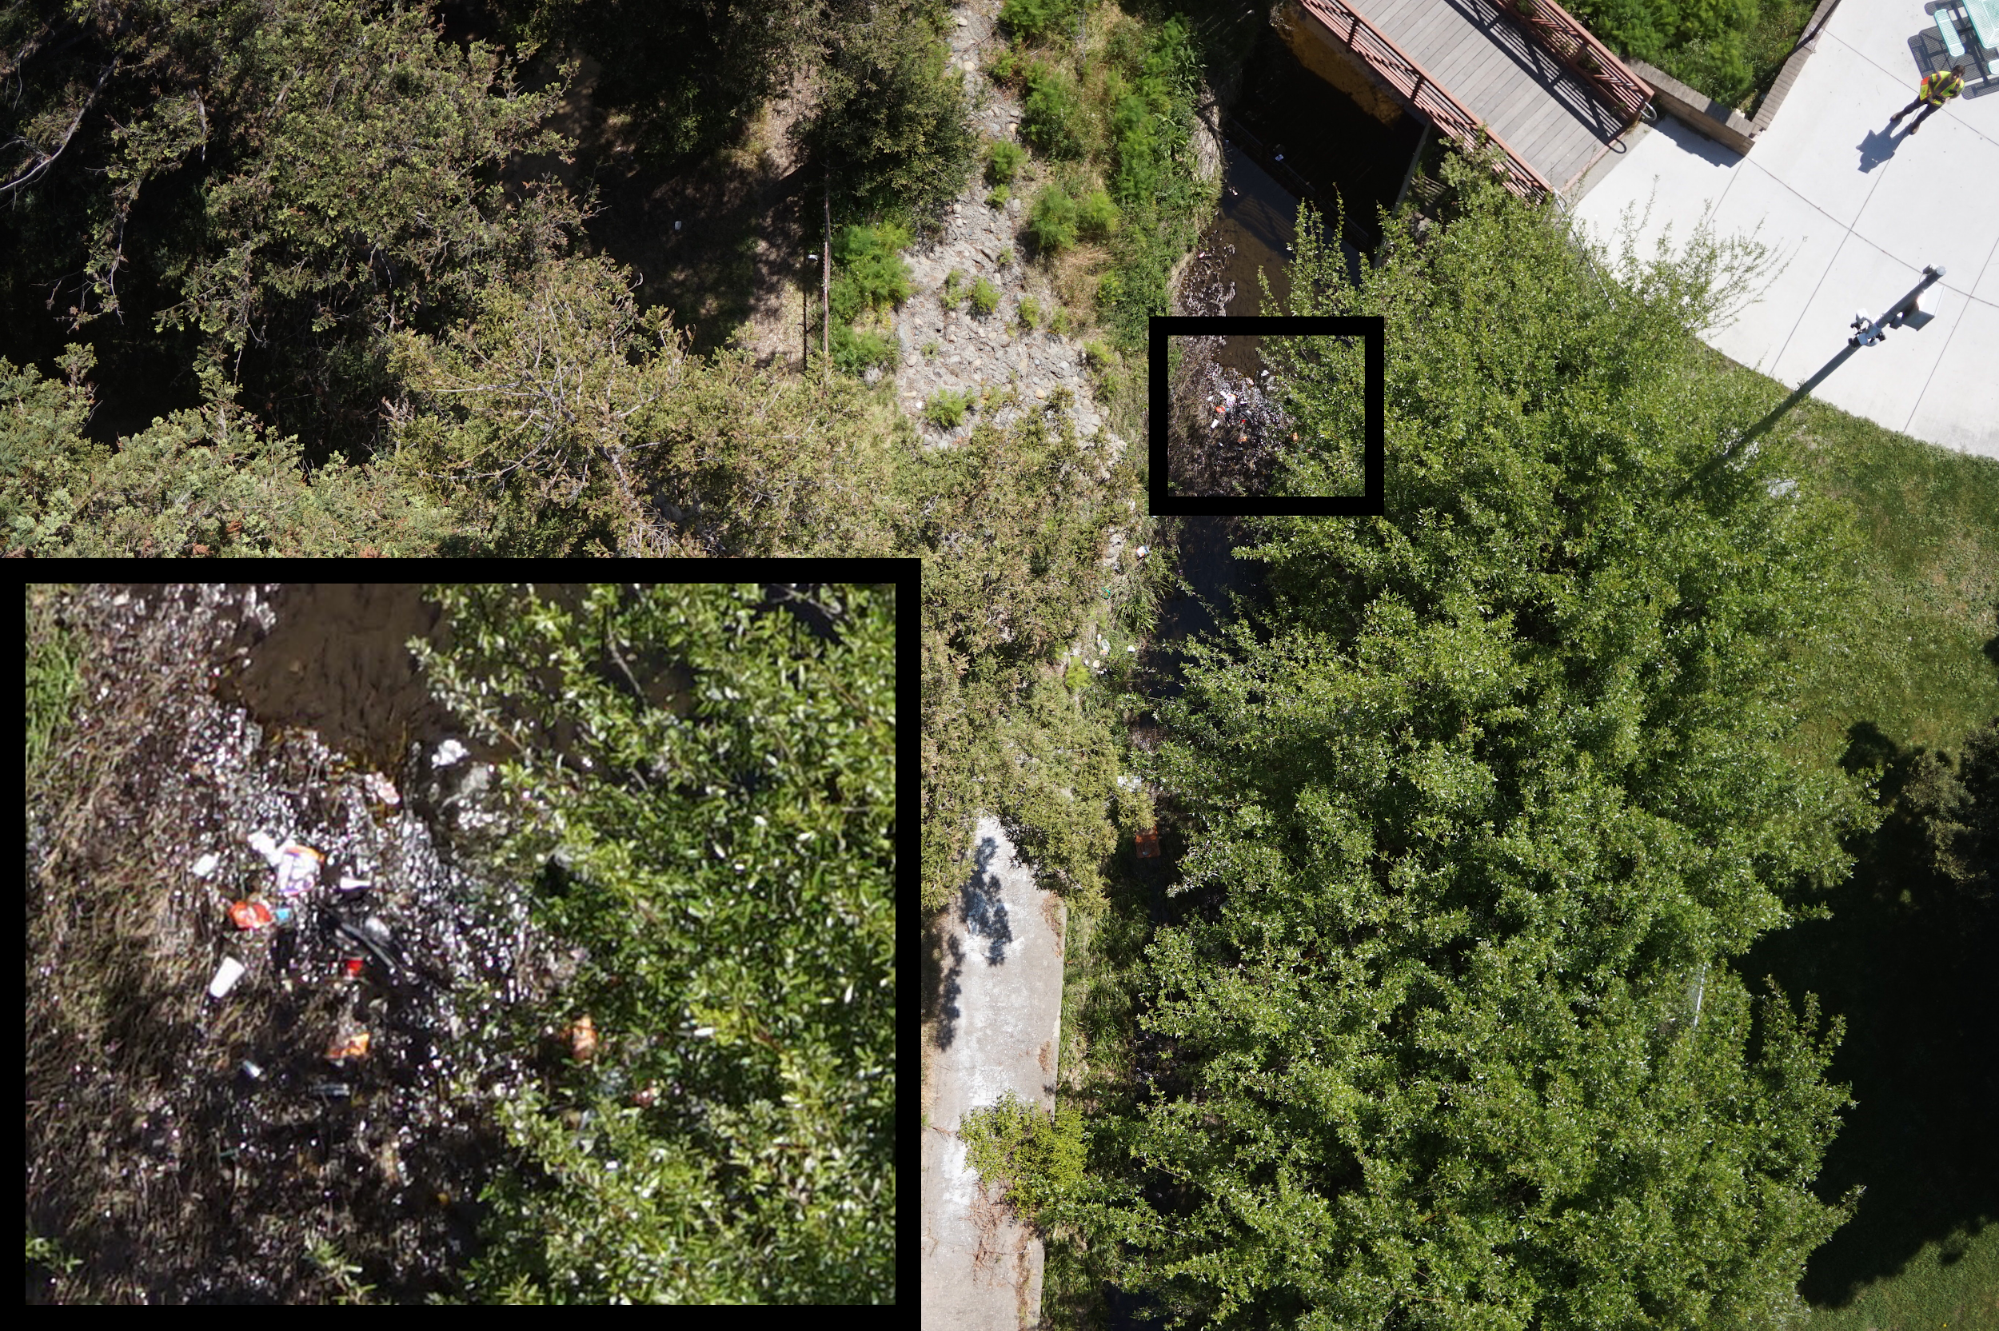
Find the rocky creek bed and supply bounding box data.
[879,1,1141,464]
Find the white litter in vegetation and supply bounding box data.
[433,737,469,768]
[191,852,220,877]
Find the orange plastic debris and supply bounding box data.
[1136,827,1160,859]
[324,1031,371,1061]
[566,1014,598,1062]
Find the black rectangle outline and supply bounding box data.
[1149,316,1384,516]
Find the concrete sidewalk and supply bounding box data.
[921,816,1068,1330]
[1569,2,1999,457]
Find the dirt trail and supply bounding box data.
[921,815,1067,1329]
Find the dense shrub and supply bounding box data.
[918,407,1150,915]
[830,322,900,375]
[986,138,1027,185]
[1017,295,1042,330]
[1096,16,1204,353]
[961,1089,1087,1226]
[1077,188,1119,239]
[998,0,1085,45]
[1098,227,1177,350]
[925,387,974,427]
[1563,0,1812,107]
[1109,91,1165,207]
[970,276,1001,316]
[986,47,1025,86]
[829,222,915,325]
[1021,63,1087,159]
[1028,183,1079,253]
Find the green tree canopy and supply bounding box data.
[1058,162,1881,1328]
[3,0,581,457]
[3,344,455,554]
[412,583,894,1303]
[796,0,977,226]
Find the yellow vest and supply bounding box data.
[1920,70,1965,104]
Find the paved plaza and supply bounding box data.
[1571,1,1999,458]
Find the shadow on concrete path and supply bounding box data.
[921,817,1068,1330]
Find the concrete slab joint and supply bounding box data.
[1570,0,1999,456]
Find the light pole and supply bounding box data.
[1849,264,1945,346]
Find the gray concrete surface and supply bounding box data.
[1569,0,1999,457]
[921,816,1068,1331]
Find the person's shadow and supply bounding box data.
[1857,124,1903,173]
[961,834,1014,965]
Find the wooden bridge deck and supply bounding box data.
[1357,0,1629,193]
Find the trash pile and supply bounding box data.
[181,735,517,1127]
[1169,349,1295,496]
[1178,242,1238,320]
[198,780,442,1096]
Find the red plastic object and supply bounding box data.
[230,899,277,930]
[1135,827,1160,859]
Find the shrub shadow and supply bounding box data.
[1735,718,1999,1309]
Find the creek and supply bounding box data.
[1182,17,1422,366]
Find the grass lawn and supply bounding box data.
[1734,377,1997,1326]
[1772,389,1999,765]
[1803,1225,1999,1329]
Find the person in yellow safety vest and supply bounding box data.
[1889,62,1967,135]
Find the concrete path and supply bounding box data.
[1569,1,1999,457]
[920,816,1067,1331]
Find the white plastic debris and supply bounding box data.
[208,956,246,998]
[433,737,469,768]
[273,841,323,897]
[1134,545,1148,558]
[247,830,282,866]
[191,852,221,878]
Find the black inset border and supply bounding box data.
[1149,315,1384,516]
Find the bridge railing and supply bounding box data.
[1489,0,1654,125]
[1296,0,1553,201]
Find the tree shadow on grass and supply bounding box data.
[1735,718,1999,1309]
